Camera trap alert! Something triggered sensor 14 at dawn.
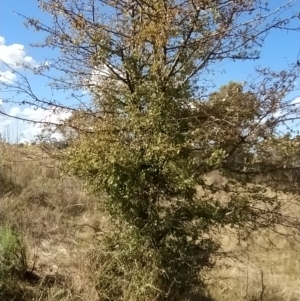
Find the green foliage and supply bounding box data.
[93,227,161,301]
[62,60,212,300]
[0,225,28,298]
[92,225,214,301]
[62,82,298,300]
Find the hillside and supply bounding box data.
[0,143,299,301]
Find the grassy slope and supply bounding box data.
[0,143,299,301]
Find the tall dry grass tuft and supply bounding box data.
[204,173,300,301]
[0,143,107,300]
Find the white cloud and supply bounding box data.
[18,107,72,123]
[0,102,14,138]
[87,64,125,90]
[0,35,39,84]
[9,107,20,117]
[290,96,300,105]
[0,105,72,143]
[0,70,16,83]
[0,99,4,115]
[0,36,37,69]
[0,119,12,126]
[0,36,70,142]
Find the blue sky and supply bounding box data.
[0,0,300,142]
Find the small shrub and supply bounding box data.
[0,225,28,298]
[89,224,213,301]
[95,232,161,301]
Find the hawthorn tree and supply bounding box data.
[1,0,300,300]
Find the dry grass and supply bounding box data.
[0,143,108,300]
[0,143,299,300]
[204,172,300,301]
